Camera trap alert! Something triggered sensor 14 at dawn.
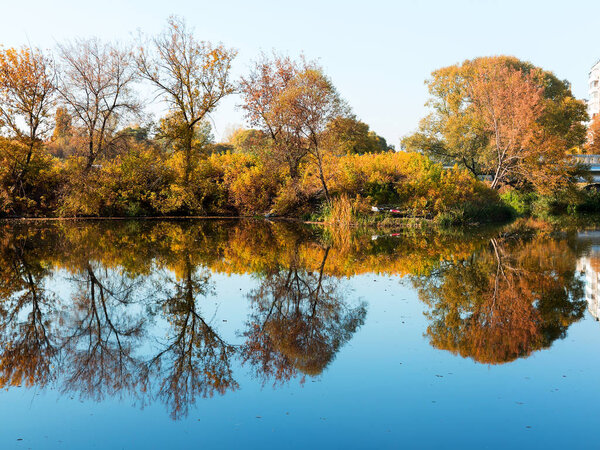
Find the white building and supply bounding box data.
[589,60,600,119]
[576,231,600,321]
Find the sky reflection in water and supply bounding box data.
[0,219,598,449]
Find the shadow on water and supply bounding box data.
[0,218,594,418]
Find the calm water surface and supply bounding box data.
[0,219,599,449]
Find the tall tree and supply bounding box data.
[136,16,237,185]
[402,56,588,192]
[0,46,55,191]
[239,54,308,179]
[277,68,349,202]
[240,54,349,202]
[466,61,545,189]
[57,38,139,171]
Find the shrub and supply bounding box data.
[500,188,537,216]
[0,139,63,217]
[60,144,172,217]
[319,152,501,220]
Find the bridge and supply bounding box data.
[443,154,600,186]
[573,154,600,184]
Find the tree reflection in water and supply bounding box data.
[241,245,367,384]
[61,262,147,403]
[0,228,60,389]
[145,253,238,420]
[0,219,589,418]
[411,229,586,364]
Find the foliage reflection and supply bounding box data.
[0,219,589,417]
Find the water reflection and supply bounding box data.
[0,219,592,418]
[411,226,586,364]
[241,244,366,384]
[576,231,600,321]
[149,253,237,420]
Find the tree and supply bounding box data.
[239,54,310,180]
[228,128,269,155]
[467,61,546,189]
[240,54,349,202]
[136,16,237,185]
[0,46,56,198]
[156,111,214,157]
[326,116,389,155]
[57,38,139,171]
[47,107,78,159]
[52,106,72,140]
[277,68,349,202]
[585,115,600,154]
[402,56,588,192]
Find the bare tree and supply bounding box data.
[136,16,237,184]
[57,38,139,171]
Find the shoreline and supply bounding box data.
[0,214,507,231]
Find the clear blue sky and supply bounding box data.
[1,0,599,145]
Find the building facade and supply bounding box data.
[589,60,600,119]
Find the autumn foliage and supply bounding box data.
[0,29,592,220]
[403,56,588,194]
[0,218,586,413]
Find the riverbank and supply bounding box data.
[2,182,599,230]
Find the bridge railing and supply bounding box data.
[572,154,600,165]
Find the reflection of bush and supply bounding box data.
[0,219,497,279]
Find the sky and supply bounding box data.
[1,0,599,145]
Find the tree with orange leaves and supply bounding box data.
[0,46,56,202]
[403,56,588,193]
[466,61,546,189]
[585,114,600,154]
[240,54,349,203]
[239,53,311,181]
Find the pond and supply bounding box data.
[0,218,598,449]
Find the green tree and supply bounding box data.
[326,116,389,155]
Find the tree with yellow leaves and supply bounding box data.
[136,16,237,188]
[585,114,600,154]
[0,46,56,209]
